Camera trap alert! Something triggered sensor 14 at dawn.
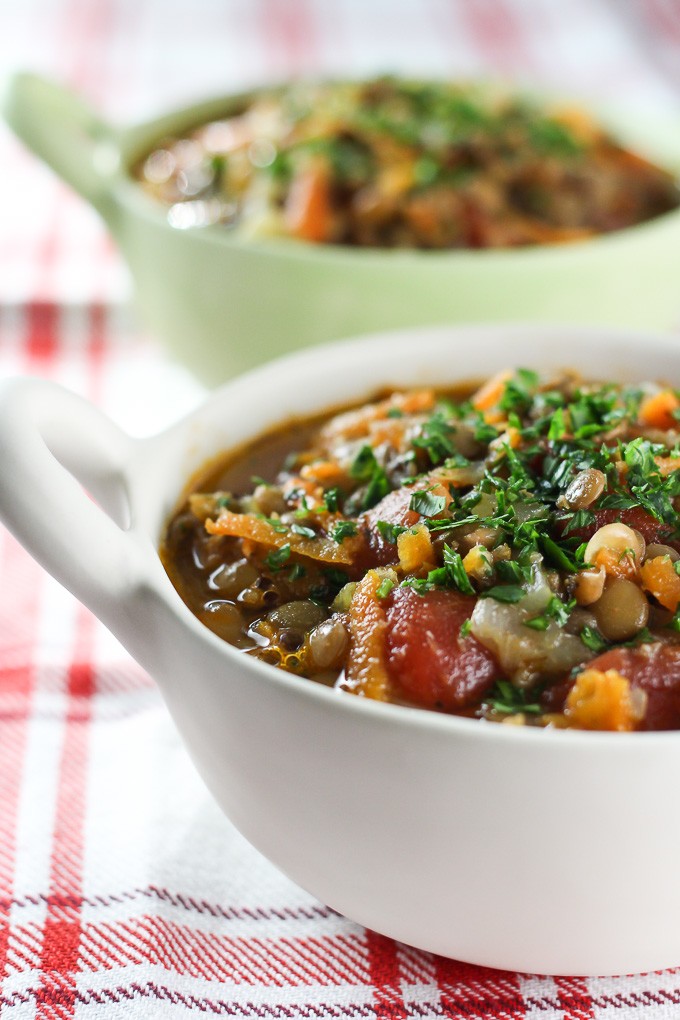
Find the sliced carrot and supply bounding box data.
[343,570,391,701]
[300,460,347,487]
[656,456,680,477]
[462,544,493,581]
[549,106,599,144]
[391,390,436,415]
[517,221,596,245]
[489,426,521,452]
[281,475,325,508]
[320,389,435,445]
[639,389,680,431]
[640,555,680,612]
[397,523,435,574]
[564,669,642,732]
[368,419,410,449]
[205,510,361,565]
[471,370,513,413]
[284,161,333,242]
[592,547,639,581]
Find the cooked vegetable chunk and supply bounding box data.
[385,587,499,710]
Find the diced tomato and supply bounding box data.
[560,506,679,550]
[384,587,499,710]
[549,643,680,731]
[360,484,420,566]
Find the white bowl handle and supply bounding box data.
[0,378,143,627]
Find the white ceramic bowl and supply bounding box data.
[2,322,680,976]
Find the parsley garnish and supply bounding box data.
[323,487,341,512]
[580,625,609,653]
[349,445,389,510]
[376,577,395,599]
[411,412,456,464]
[486,680,541,715]
[499,369,539,416]
[442,545,475,595]
[260,515,288,534]
[409,489,446,517]
[291,523,316,539]
[265,544,292,571]
[331,520,358,543]
[563,508,596,535]
[540,535,581,573]
[524,596,575,631]
[481,585,525,603]
[547,408,566,441]
[376,520,408,544]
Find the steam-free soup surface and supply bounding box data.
[138,77,679,248]
[161,369,680,731]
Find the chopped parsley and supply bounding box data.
[291,523,317,539]
[265,544,292,571]
[376,520,408,544]
[376,577,395,599]
[485,680,541,715]
[411,412,457,464]
[349,445,390,510]
[442,545,475,595]
[288,563,306,582]
[331,520,358,543]
[409,489,447,517]
[323,487,341,512]
[580,625,609,653]
[481,585,525,604]
[524,596,575,631]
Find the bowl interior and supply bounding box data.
[117,84,680,259]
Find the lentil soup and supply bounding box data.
[161,371,680,731]
[137,77,679,248]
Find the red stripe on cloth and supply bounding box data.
[76,919,370,987]
[86,305,107,399]
[24,304,60,368]
[261,0,318,76]
[555,976,595,1020]
[4,921,42,974]
[643,0,680,42]
[35,610,96,1019]
[365,930,407,1019]
[4,982,384,1016]
[66,0,117,97]
[0,532,43,987]
[458,0,534,75]
[434,956,528,1018]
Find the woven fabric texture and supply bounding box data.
[2,1,680,1016]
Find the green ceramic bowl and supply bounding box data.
[5,73,680,385]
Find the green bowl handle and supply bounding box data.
[2,72,119,218]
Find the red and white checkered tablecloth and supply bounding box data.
[2,2,680,1016]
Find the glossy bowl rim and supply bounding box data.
[150,319,680,749]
